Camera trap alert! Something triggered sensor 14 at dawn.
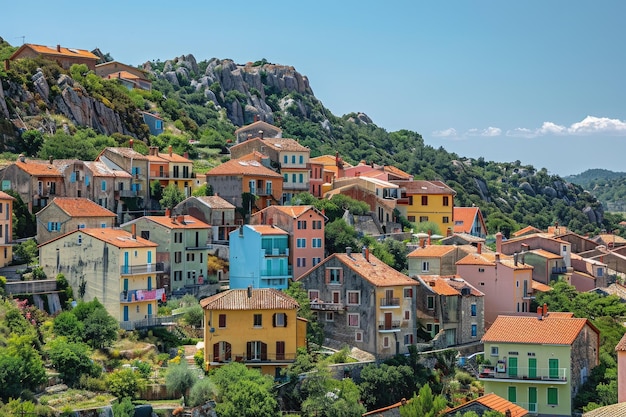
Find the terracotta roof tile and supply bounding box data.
[249,225,289,235]
[453,207,480,234]
[83,161,132,177]
[51,197,116,217]
[200,288,298,310]
[393,179,456,195]
[615,333,626,351]
[102,147,148,160]
[14,43,99,60]
[445,393,528,417]
[512,225,543,237]
[231,137,309,153]
[335,252,418,287]
[529,248,563,259]
[80,228,157,248]
[456,252,533,270]
[106,71,140,80]
[195,196,236,209]
[0,191,15,201]
[531,280,552,292]
[206,157,282,178]
[419,276,461,296]
[482,314,594,345]
[407,245,456,258]
[15,159,62,177]
[255,205,316,219]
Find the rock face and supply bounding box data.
[146,56,314,127]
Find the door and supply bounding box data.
[147,276,152,291]
[528,357,537,379]
[147,251,152,271]
[528,387,537,413]
[123,279,129,292]
[385,289,394,305]
[123,306,129,322]
[549,358,559,379]
[384,312,392,330]
[508,357,518,377]
[507,386,516,403]
[147,303,152,317]
[123,251,129,274]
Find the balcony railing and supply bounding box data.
[209,352,297,364]
[260,266,293,277]
[378,320,401,331]
[120,288,164,302]
[552,266,567,274]
[120,262,165,275]
[380,297,400,307]
[119,313,183,330]
[478,364,568,382]
[310,301,344,311]
[115,190,138,198]
[265,248,289,256]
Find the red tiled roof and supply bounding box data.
[11,43,99,60]
[335,252,418,287]
[15,159,62,177]
[106,71,141,80]
[258,205,319,219]
[206,157,282,177]
[512,225,543,237]
[456,252,533,270]
[419,276,462,296]
[101,147,148,160]
[249,225,289,235]
[615,333,626,351]
[231,137,309,153]
[407,245,456,258]
[82,161,132,178]
[453,207,480,234]
[531,280,552,292]
[52,197,116,217]
[200,288,298,310]
[139,215,210,229]
[482,314,595,345]
[0,191,15,201]
[444,393,528,417]
[529,248,563,260]
[80,228,157,248]
[393,179,456,195]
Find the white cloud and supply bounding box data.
[482,126,502,137]
[432,128,458,137]
[507,115,626,138]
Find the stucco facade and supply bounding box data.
[97,146,150,209]
[0,192,14,267]
[174,196,237,244]
[296,250,418,358]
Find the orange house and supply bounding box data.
[10,43,99,71]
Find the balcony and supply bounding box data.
[120,262,165,275]
[478,364,568,383]
[120,288,164,302]
[378,320,401,332]
[265,248,289,257]
[380,297,400,307]
[260,265,293,278]
[115,190,138,198]
[119,313,183,330]
[310,301,344,311]
[209,352,297,364]
[284,183,309,191]
[552,266,567,274]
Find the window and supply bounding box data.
[283,155,288,164]
[404,310,410,320]
[547,387,558,405]
[442,216,449,224]
[383,336,390,348]
[404,334,414,345]
[312,257,321,265]
[78,224,86,229]
[326,312,334,321]
[48,222,60,232]
[174,252,182,263]
[187,253,195,262]
[403,287,413,298]
[101,223,107,228]
[471,324,477,337]
[283,173,288,182]
[218,314,226,328]
[141,230,150,240]
[348,313,359,327]
[326,268,342,284]
[297,238,306,248]
[471,303,477,316]
[408,216,415,222]
[297,257,306,268]
[273,313,287,327]
[297,220,307,229]
[101,180,106,191]
[253,314,262,327]
[299,155,304,164]
[421,196,428,205]
[355,332,363,342]
[174,232,182,243]
[422,261,429,272]
[313,220,322,229]
[308,290,319,301]
[291,155,296,164]
[247,341,267,361]
[419,216,429,222]
[443,196,449,206]
[597,268,604,277]
[347,291,360,305]
[299,173,303,183]
[426,323,433,332]
[77,234,82,245]
[312,238,322,248]
[490,346,499,356]
[292,174,296,183]
[478,268,485,272]
[266,181,272,195]
[427,296,434,309]
[174,271,182,281]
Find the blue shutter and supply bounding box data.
[85,175,90,186]
[48,222,52,231]
[70,172,76,183]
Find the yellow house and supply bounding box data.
[392,179,456,235]
[39,227,163,327]
[200,288,307,379]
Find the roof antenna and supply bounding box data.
[15,36,25,45]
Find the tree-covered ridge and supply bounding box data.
[0,46,620,236]
[566,169,626,212]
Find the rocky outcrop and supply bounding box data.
[473,178,491,202]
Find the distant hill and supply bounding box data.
[565,169,626,212]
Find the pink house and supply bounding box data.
[250,205,327,279]
[456,233,533,327]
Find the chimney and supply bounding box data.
[165,208,171,218]
[168,145,173,156]
[247,285,252,298]
[258,130,264,139]
[57,44,61,52]
[427,230,431,246]
[254,114,259,122]
[49,156,53,164]
[521,243,529,252]
[543,303,548,317]
[495,232,503,254]
[18,154,25,163]
[183,151,189,159]
[239,226,244,237]
[537,305,543,320]
[346,246,352,257]
[177,215,185,224]
[363,246,370,262]
[131,223,136,239]
[495,253,500,263]
[477,242,482,254]
[129,138,134,149]
[514,253,518,266]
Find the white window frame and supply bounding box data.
[347,291,361,306]
[347,313,360,328]
[422,261,429,272]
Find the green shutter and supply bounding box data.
[508,386,516,403]
[508,357,518,377]
[549,358,559,379]
[528,387,537,412]
[547,387,558,405]
[528,358,537,379]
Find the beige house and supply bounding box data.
[96,145,150,209]
[39,227,162,325]
[36,197,117,244]
[174,196,237,244]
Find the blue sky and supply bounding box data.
[4,1,626,176]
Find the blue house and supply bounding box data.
[142,112,164,136]
[229,225,292,290]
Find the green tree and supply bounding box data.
[212,362,279,417]
[359,363,416,410]
[284,280,323,345]
[160,184,185,211]
[165,361,197,406]
[53,311,84,342]
[300,365,365,417]
[45,337,100,387]
[399,384,447,417]
[184,304,204,328]
[16,130,44,157]
[111,397,135,417]
[4,189,35,238]
[107,368,146,400]
[150,180,163,201]
[82,305,119,349]
[0,335,47,401]
[13,238,38,266]
[325,219,359,255]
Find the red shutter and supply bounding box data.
[325,268,330,284]
[276,341,285,360]
[213,343,220,362]
[247,342,252,360]
[219,314,226,328]
[261,342,267,361]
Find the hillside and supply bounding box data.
[565,169,626,212]
[0,40,618,236]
